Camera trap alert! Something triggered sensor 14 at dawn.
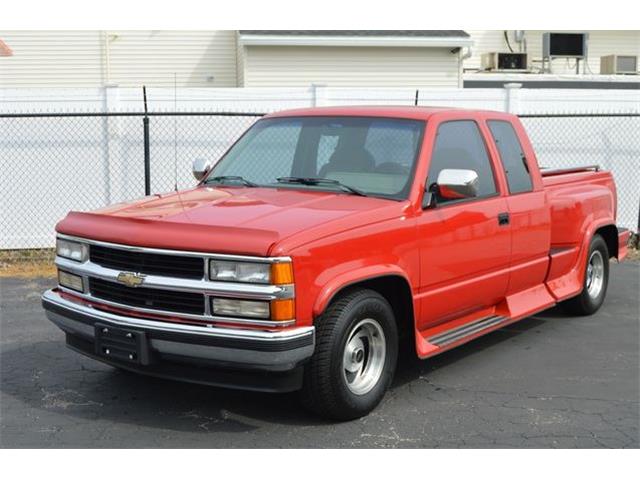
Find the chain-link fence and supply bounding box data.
[520,114,640,233]
[1,111,638,263]
[0,112,264,255]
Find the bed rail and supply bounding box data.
[539,165,601,177]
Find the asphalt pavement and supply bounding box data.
[1,262,638,448]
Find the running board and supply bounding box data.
[427,315,508,347]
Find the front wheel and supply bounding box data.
[300,289,398,421]
[562,234,610,315]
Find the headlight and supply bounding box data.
[209,260,271,284]
[209,260,293,284]
[56,238,87,262]
[58,270,84,292]
[212,298,270,319]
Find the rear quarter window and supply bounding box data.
[488,120,533,194]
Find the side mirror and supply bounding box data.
[192,158,213,181]
[436,168,479,200]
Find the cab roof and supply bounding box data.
[265,105,504,121]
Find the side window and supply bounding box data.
[488,121,533,194]
[426,121,497,202]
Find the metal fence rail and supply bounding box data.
[1,111,638,252]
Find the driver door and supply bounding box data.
[415,119,511,330]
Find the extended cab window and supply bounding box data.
[426,121,497,203]
[209,116,425,200]
[488,121,533,194]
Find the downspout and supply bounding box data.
[102,30,111,86]
[461,45,473,62]
[234,31,240,87]
[459,46,472,88]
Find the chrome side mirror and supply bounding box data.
[192,158,213,181]
[436,168,479,200]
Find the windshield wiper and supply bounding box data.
[204,175,259,187]
[276,177,368,197]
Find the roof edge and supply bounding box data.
[239,33,473,49]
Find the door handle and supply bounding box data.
[498,212,510,226]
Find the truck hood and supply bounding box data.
[56,186,404,256]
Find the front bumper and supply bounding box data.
[42,289,315,392]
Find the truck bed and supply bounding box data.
[542,166,617,245]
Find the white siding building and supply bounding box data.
[0,30,238,87]
[464,30,640,74]
[240,46,459,87]
[0,30,637,89]
[0,31,105,87]
[237,31,471,87]
[0,30,471,88]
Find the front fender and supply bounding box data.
[312,264,413,317]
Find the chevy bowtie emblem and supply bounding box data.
[116,272,146,288]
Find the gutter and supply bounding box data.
[239,34,473,49]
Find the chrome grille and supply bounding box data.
[89,278,205,315]
[55,235,296,327]
[90,245,204,279]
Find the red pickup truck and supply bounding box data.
[43,106,630,420]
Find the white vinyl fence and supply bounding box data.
[1,85,639,249]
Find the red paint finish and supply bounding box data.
[415,195,511,329]
[55,106,627,359]
[58,187,397,257]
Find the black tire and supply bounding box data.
[300,288,398,421]
[562,234,610,316]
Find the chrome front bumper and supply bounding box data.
[42,289,315,375]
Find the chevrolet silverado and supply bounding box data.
[43,106,630,420]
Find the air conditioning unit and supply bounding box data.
[481,52,529,72]
[543,32,588,58]
[600,55,638,74]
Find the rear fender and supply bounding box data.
[580,218,617,265]
[546,217,616,301]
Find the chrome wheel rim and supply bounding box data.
[342,318,386,396]
[586,250,605,299]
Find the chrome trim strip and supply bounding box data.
[57,233,292,263]
[55,257,295,300]
[428,315,507,347]
[57,285,296,328]
[43,289,313,341]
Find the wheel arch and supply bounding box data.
[313,272,416,353]
[573,219,617,294]
[594,224,619,259]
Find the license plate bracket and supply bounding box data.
[95,323,152,365]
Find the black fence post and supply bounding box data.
[143,86,151,196]
[637,196,640,244]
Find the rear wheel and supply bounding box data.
[562,234,610,315]
[300,289,398,421]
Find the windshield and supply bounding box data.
[206,116,425,200]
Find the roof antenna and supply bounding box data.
[142,85,151,196]
[414,89,419,106]
[173,72,178,191]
